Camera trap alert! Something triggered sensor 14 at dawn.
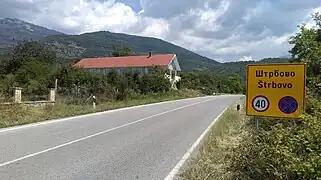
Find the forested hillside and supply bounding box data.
[0,18,289,76]
[41,31,222,72]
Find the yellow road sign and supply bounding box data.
[246,63,306,118]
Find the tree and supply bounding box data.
[112,45,133,57]
[5,40,57,73]
[116,76,129,100]
[107,69,121,86]
[289,12,321,97]
[139,67,171,94]
[227,74,243,94]
[15,61,54,94]
[0,41,58,96]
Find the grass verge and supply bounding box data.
[179,97,248,180]
[0,89,203,128]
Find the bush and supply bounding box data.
[177,71,242,94]
[231,104,321,179]
[139,74,170,94]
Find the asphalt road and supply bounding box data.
[0,95,241,180]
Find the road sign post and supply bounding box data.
[246,63,306,118]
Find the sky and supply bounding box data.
[0,0,320,62]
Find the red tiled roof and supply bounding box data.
[73,54,175,69]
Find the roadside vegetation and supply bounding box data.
[180,12,321,180]
[180,98,246,180]
[0,40,243,128]
[0,89,201,128]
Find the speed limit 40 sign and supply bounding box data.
[252,95,269,112]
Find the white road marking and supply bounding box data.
[0,96,218,133]
[0,98,215,167]
[164,106,230,180]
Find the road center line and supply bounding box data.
[0,98,214,167]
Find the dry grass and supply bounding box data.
[0,89,202,128]
[179,97,249,180]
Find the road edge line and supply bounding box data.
[0,95,229,133]
[163,103,232,180]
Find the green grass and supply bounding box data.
[0,89,202,128]
[179,97,248,180]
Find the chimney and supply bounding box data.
[148,51,152,58]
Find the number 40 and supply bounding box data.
[255,99,266,108]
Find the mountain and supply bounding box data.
[0,18,220,71]
[0,18,63,47]
[220,58,290,81]
[41,31,221,71]
[0,18,290,75]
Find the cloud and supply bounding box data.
[0,0,320,62]
[238,56,253,62]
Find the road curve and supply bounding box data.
[0,95,241,180]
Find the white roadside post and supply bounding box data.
[92,95,96,110]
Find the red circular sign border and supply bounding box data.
[252,95,270,112]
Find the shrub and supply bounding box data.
[231,104,321,179]
[139,73,171,94]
